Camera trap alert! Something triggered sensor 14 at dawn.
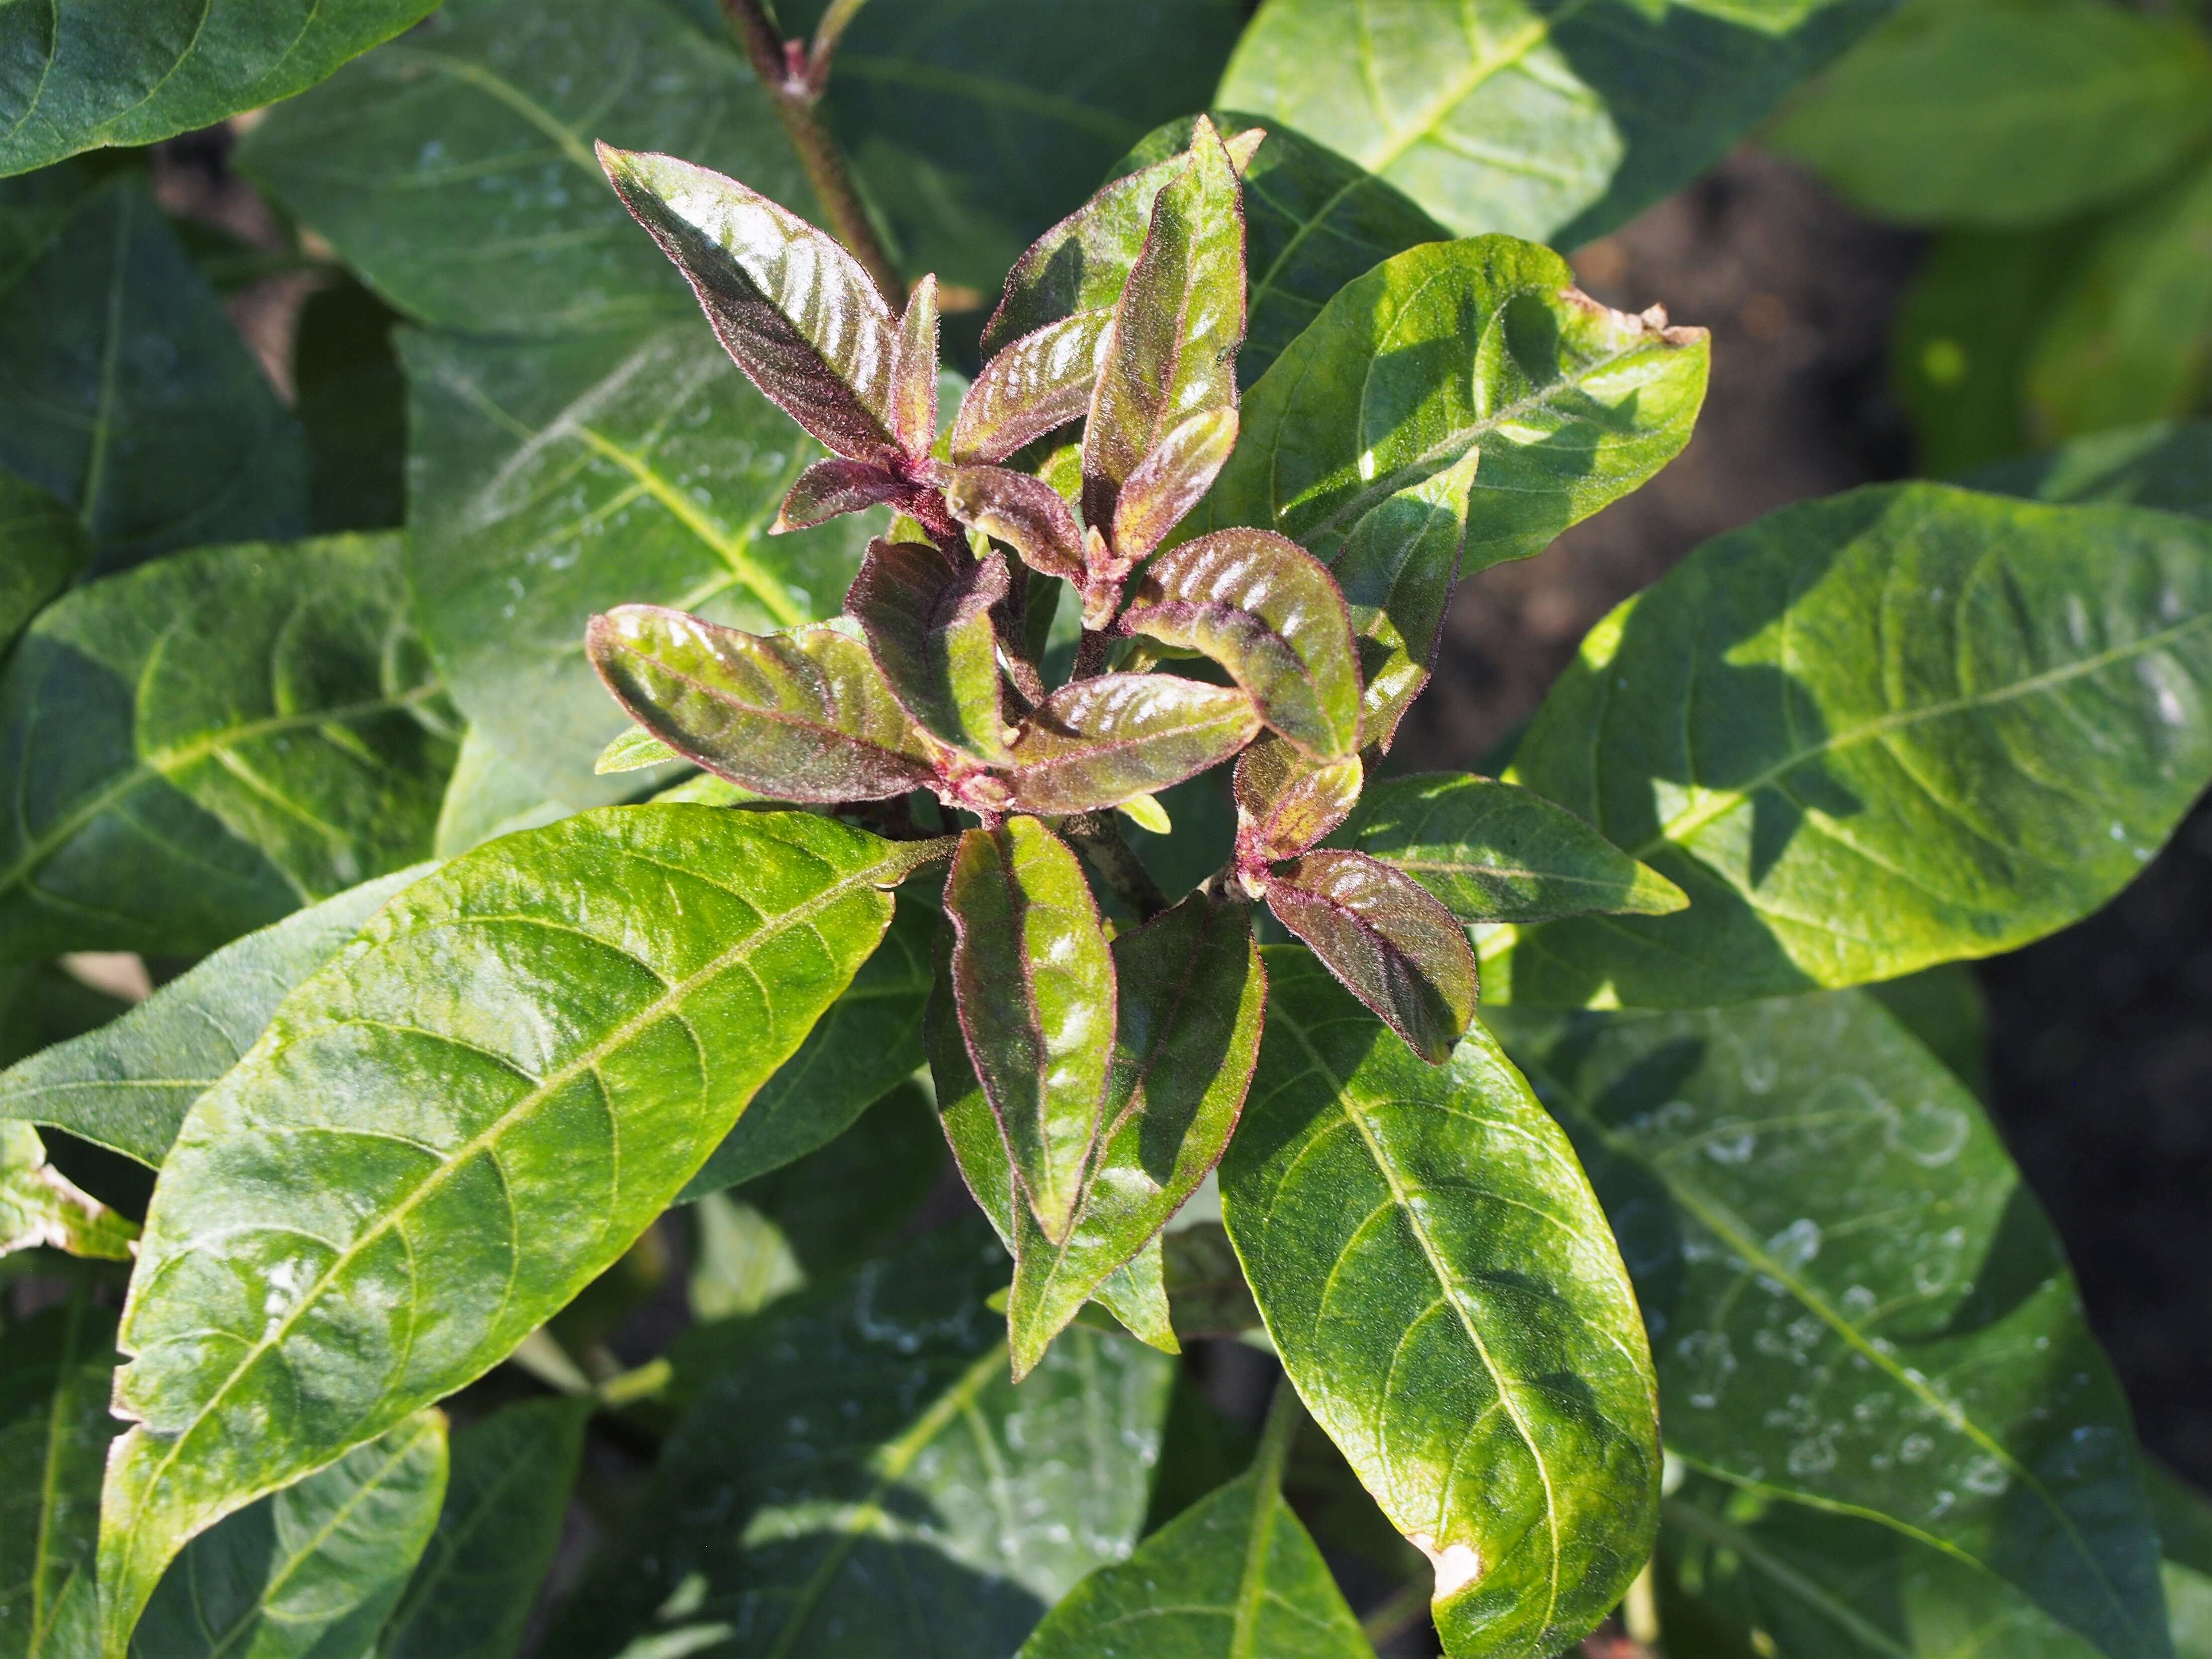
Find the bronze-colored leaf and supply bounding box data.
[1234,734,1364,864]
[773,457,904,533]
[1000,675,1260,816]
[845,538,1012,763]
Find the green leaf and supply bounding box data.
[378,1399,588,1659]
[432,730,573,859]
[2151,1468,2212,1659]
[295,281,408,535]
[0,178,306,574]
[1233,735,1364,864]
[0,473,86,656]
[1865,963,1990,1100]
[401,323,869,806]
[0,867,429,1169]
[1122,529,1361,761]
[679,902,934,1200]
[1216,0,1892,247]
[239,0,807,337]
[999,675,1261,816]
[1197,238,1709,595]
[1486,989,2172,1659]
[600,144,906,466]
[1220,947,1658,1659]
[1331,772,1685,923]
[953,315,1114,467]
[589,607,938,803]
[1261,851,1478,1064]
[593,725,681,776]
[95,806,940,1658]
[135,1414,448,1659]
[945,818,1117,1244]
[1160,1221,1264,1342]
[2023,154,2212,443]
[934,895,1265,1377]
[1,1290,123,1659]
[944,466,1090,584]
[889,275,941,458]
[1017,1387,1374,1659]
[0,1,436,175]
[543,1220,1175,1659]
[1492,486,2212,1008]
[1972,422,2212,523]
[847,539,1012,762]
[1,1122,135,1261]
[1771,0,2212,227]
[0,535,457,962]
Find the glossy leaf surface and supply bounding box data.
[1112,406,1241,564]
[0,1294,123,1659]
[1,1122,135,1261]
[1000,676,1260,816]
[0,868,428,1168]
[1198,237,1708,577]
[98,807,931,1657]
[402,324,868,805]
[1264,851,1478,1064]
[379,1400,588,1659]
[1332,773,1685,924]
[0,475,86,656]
[240,0,807,337]
[545,1222,1174,1659]
[1217,0,1893,246]
[1488,989,2172,1659]
[0,536,456,962]
[0,178,305,573]
[1122,529,1360,760]
[773,458,904,533]
[945,466,1089,583]
[600,145,903,465]
[589,608,936,803]
[0,1,435,175]
[1220,949,1658,1658]
[847,539,1012,762]
[1495,486,2212,1007]
[947,819,1117,1243]
[135,1414,448,1659]
[1234,736,1364,864]
[1975,422,2212,523]
[953,315,1115,466]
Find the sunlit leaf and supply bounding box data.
[944,465,1090,583]
[847,538,1012,762]
[593,725,681,776]
[1233,736,1363,865]
[1111,406,1240,564]
[1000,675,1261,816]
[1,1123,135,1261]
[773,457,905,533]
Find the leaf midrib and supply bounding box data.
[1355,0,1598,176]
[29,1292,93,1655]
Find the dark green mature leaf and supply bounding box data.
[545,1221,1175,1659]
[402,323,870,806]
[1975,422,2212,522]
[0,535,456,963]
[823,0,1246,294]
[1488,990,2173,1659]
[1332,773,1684,924]
[1114,116,1449,389]
[600,145,906,466]
[0,473,85,655]
[135,1413,448,1659]
[1866,963,1991,1100]
[589,607,936,803]
[433,731,572,858]
[935,896,1265,1376]
[1,1122,135,1260]
[0,178,306,574]
[1220,0,1892,247]
[240,0,807,337]
[1262,851,1478,1064]
[946,817,1117,1244]
[1196,237,1708,603]
[680,901,934,1200]
[1122,530,1361,760]
[1771,0,2212,227]
[847,539,1012,762]
[295,281,409,536]
[1221,948,1658,1659]
[0,1,436,175]
[2153,1470,2212,1659]
[1,1291,122,1659]
[1234,736,1364,864]
[1000,675,1260,815]
[96,807,941,1658]
[0,868,428,1169]
[379,1400,588,1659]
[1493,486,2212,1008]
[1656,1474,2106,1659]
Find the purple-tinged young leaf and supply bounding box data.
[1112,405,1239,563]
[1328,448,1480,751]
[772,456,905,533]
[1234,734,1364,864]
[845,537,1012,763]
[1120,527,1362,760]
[950,312,1112,466]
[597,143,901,466]
[1263,849,1477,1064]
[943,466,1088,584]
[1082,117,1249,540]
[889,273,940,459]
[999,674,1260,816]
[587,604,935,802]
[945,817,1118,1245]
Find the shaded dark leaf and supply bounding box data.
[846,538,1011,763]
